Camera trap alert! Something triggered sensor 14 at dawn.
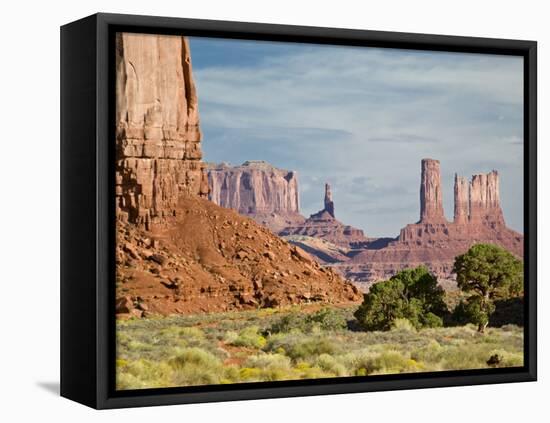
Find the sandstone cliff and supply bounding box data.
[115,33,209,229]
[207,161,305,232]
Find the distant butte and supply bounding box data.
[207,158,523,291]
[335,159,523,290]
[207,161,306,232]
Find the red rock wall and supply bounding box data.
[115,33,209,229]
[469,170,504,225]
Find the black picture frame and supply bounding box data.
[60,12,537,409]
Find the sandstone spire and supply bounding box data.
[115,33,209,229]
[454,174,469,224]
[419,159,445,223]
[324,183,335,218]
[486,170,502,217]
[469,170,504,225]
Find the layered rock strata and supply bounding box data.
[115,33,209,229]
[207,161,305,233]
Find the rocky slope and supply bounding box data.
[116,195,361,318]
[207,161,305,232]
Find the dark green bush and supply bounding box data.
[354,266,447,331]
[453,243,523,332]
[268,312,309,334]
[421,312,443,328]
[269,308,347,334]
[307,308,348,331]
[451,296,495,330]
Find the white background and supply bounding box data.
[1,0,546,421]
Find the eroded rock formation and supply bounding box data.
[469,170,504,226]
[115,33,209,229]
[324,183,335,218]
[336,161,523,290]
[454,174,469,224]
[207,161,305,232]
[280,183,369,248]
[420,159,446,223]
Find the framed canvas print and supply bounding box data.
[60,13,537,409]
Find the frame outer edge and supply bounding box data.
[64,12,538,409]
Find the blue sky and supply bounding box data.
[189,37,524,237]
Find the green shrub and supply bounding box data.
[369,350,416,374]
[230,326,266,348]
[269,308,347,334]
[269,313,309,334]
[316,353,348,376]
[242,353,293,381]
[307,308,348,332]
[169,347,224,386]
[452,296,495,330]
[285,337,339,360]
[421,312,443,328]
[116,359,173,389]
[222,330,239,344]
[245,353,291,370]
[265,333,340,361]
[354,266,447,331]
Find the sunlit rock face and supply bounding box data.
[207,161,305,233]
[115,33,209,229]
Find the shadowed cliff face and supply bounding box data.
[115,33,209,229]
